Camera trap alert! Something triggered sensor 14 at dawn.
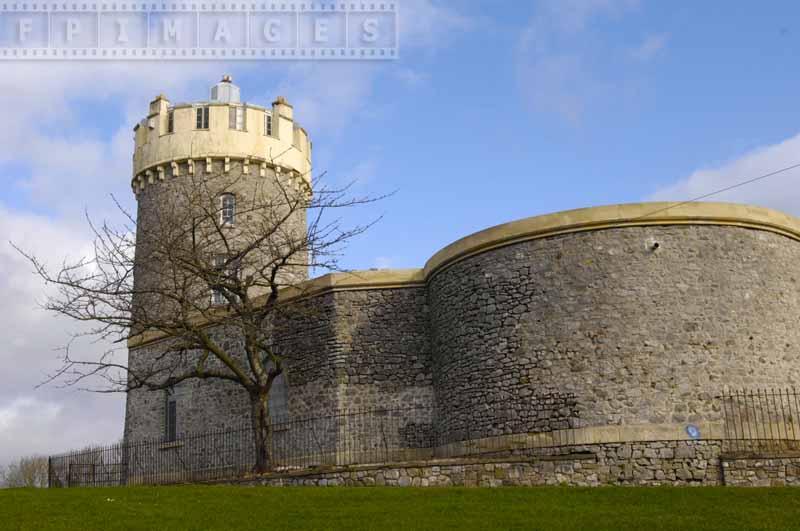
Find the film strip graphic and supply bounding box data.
[0,2,397,60]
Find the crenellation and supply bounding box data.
[130,156,312,197]
[131,78,311,197]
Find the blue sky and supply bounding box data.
[3,0,800,465]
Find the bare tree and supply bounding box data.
[1,456,49,488]
[15,167,380,474]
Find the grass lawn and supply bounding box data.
[2,486,800,530]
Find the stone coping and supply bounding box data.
[721,451,800,461]
[128,202,800,348]
[127,269,427,347]
[423,201,800,279]
[276,269,426,301]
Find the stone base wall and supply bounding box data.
[428,225,800,444]
[229,440,727,487]
[230,442,800,487]
[721,455,800,486]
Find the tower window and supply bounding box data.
[269,372,289,422]
[229,105,246,131]
[211,255,241,306]
[196,106,210,129]
[264,113,273,136]
[211,255,226,306]
[219,193,236,226]
[165,389,177,442]
[167,110,174,133]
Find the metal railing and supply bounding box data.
[50,389,800,487]
[719,388,800,455]
[48,405,581,488]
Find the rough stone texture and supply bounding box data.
[127,223,800,458]
[330,289,432,412]
[125,327,264,440]
[236,440,726,487]
[428,225,800,443]
[722,456,800,486]
[131,159,309,326]
[125,287,432,441]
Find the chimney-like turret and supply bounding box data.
[210,74,241,104]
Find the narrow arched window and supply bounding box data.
[165,388,177,442]
[219,193,236,226]
[269,372,289,422]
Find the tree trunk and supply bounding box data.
[251,391,273,474]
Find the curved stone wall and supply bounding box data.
[428,223,800,443]
[126,202,800,448]
[131,159,308,322]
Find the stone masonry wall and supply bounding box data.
[125,286,432,442]
[240,440,725,487]
[132,159,308,326]
[127,222,800,454]
[331,288,433,412]
[428,225,800,444]
[721,456,800,486]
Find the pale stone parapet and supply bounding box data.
[132,156,311,196]
[132,92,311,196]
[424,201,800,278]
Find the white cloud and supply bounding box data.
[394,67,430,89]
[265,1,473,136]
[0,398,61,448]
[0,398,59,433]
[0,395,121,466]
[516,0,662,123]
[346,159,379,187]
[0,62,226,219]
[536,0,639,34]
[648,133,800,216]
[270,63,382,136]
[373,256,394,269]
[398,0,474,50]
[0,0,473,468]
[0,207,125,467]
[631,33,669,62]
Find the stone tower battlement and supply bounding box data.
[129,76,312,325]
[131,75,311,198]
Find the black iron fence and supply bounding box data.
[719,388,800,455]
[52,389,800,487]
[48,405,579,488]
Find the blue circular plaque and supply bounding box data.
[686,425,701,440]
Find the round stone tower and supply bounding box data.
[130,75,312,321]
